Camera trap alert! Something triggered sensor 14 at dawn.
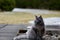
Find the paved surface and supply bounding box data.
[0,24,60,40]
[12,8,59,14]
[0,24,29,40]
[0,24,8,29]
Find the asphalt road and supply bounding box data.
[0,24,29,40]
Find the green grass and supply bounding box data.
[0,12,60,24]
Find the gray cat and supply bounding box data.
[13,16,45,40]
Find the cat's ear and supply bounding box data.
[39,15,42,18]
[39,15,43,19]
[35,15,38,19]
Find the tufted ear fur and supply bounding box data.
[39,15,42,18]
[35,15,38,20]
[39,15,42,19]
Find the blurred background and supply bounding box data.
[0,0,60,24]
[0,0,60,40]
[0,0,60,11]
